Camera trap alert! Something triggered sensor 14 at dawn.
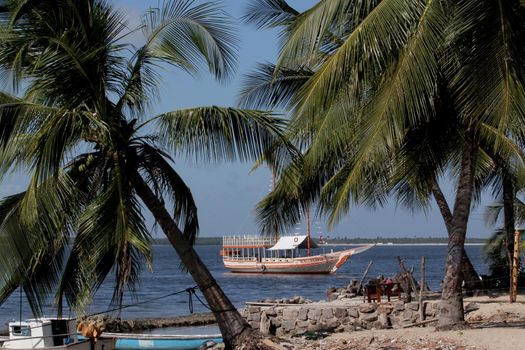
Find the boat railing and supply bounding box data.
[222,235,275,248]
[264,258,293,262]
[222,256,257,261]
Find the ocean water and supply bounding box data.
[0,244,487,328]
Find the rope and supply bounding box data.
[13,284,214,332]
[192,290,212,311]
[86,286,198,318]
[187,288,193,314]
[6,286,202,340]
[185,287,211,313]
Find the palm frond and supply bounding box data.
[237,62,312,110]
[278,0,417,71]
[133,141,199,244]
[0,93,61,177]
[117,0,241,115]
[479,123,525,168]
[0,0,126,110]
[448,0,525,147]
[5,0,48,24]
[242,0,299,29]
[142,0,238,82]
[158,106,286,163]
[256,161,305,235]
[115,47,162,117]
[0,173,82,315]
[291,0,434,130]
[283,0,448,226]
[72,156,152,312]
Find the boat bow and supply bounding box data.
[330,244,375,273]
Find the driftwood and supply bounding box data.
[398,257,419,299]
[357,261,374,294]
[401,318,438,328]
[396,256,417,302]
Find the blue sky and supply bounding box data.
[0,0,497,238]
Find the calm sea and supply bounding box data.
[0,244,487,328]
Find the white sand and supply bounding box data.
[326,294,525,350]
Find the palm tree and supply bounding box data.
[0,0,284,348]
[240,1,483,291]
[241,0,525,328]
[484,177,525,286]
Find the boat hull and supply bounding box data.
[113,338,222,350]
[102,333,222,350]
[2,338,114,350]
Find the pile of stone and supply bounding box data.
[326,272,424,302]
[326,280,360,301]
[242,300,439,337]
[84,312,216,333]
[256,295,311,305]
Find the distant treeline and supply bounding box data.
[152,236,487,245]
[326,236,486,244]
[152,237,223,245]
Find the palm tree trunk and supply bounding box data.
[431,180,479,290]
[502,170,515,291]
[437,138,477,329]
[130,171,254,349]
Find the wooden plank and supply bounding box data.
[511,229,520,303]
[401,318,438,328]
[419,256,426,321]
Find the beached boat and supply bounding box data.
[221,235,373,274]
[102,332,222,350]
[1,318,114,350]
[0,317,219,350]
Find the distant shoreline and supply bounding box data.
[323,243,485,246]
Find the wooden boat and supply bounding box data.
[1,318,114,350]
[221,235,373,274]
[0,317,219,350]
[101,332,222,350]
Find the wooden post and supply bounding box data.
[357,261,374,295]
[272,170,279,242]
[419,256,426,322]
[511,229,520,303]
[306,205,311,257]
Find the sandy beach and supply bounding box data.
[284,294,525,350]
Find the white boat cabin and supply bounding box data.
[221,235,318,261]
[4,318,78,349]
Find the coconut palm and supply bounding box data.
[484,174,525,285]
[241,0,525,328]
[0,0,285,348]
[482,225,525,285]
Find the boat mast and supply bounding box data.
[306,205,311,256]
